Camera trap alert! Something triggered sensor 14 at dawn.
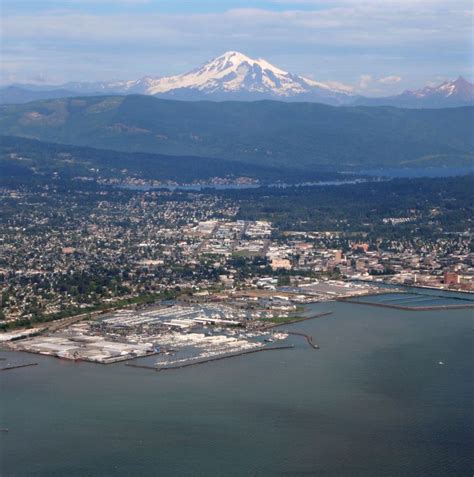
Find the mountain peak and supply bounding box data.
[1,51,356,104]
[429,76,474,99]
[142,50,347,100]
[215,50,252,62]
[194,50,289,77]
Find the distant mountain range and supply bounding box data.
[1,51,473,108]
[354,76,474,108]
[1,95,472,171]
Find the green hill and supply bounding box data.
[1,95,473,171]
[1,135,339,185]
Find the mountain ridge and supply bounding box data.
[1,95,472,171]
[2,51,472,107]
[355,76,474,108]
[58,51,356,105]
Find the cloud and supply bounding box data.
[357,74,404,92]
[323,81,354,92]
[378,75,402,85]
[1,0,472,90]
[358,75,373,89]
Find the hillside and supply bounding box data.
[0,135,338,185]
[0,95,473,171]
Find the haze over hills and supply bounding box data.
[355,76,474,108]
[1,95,472,172]
[1,51,472,108]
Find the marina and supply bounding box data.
[3,303,292,365]
[1,301,472,477]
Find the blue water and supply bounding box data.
[1,301,473,476]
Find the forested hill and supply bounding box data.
[0,95,473,171]
[0,135,339,185]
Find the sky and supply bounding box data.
[1,0,473,95]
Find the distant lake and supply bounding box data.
[1,299,473,476]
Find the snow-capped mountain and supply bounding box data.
[143,51,352,101]
[1,52,472,108]
[355,76,474,108]
[59,51,355,104]
[402,76,473,102]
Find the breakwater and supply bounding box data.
[160,345,295,370]
[352,279,474,298]
[265,311,332,329]
[125,363,158,371]
[125,345,294,372]
[285,331,320,349]
[338,298,474,311]
[0,362,38,372]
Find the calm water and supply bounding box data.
[1,301,473,476]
